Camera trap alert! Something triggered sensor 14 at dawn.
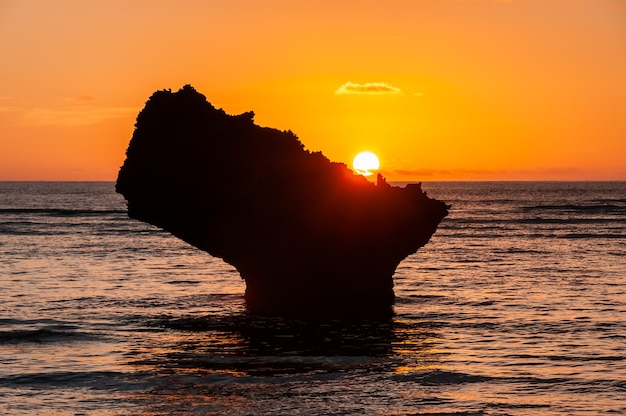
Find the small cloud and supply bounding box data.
[413,92,425,97]
[392,168,454,177]
[335,82,402,95]
[390,166,584,180]
[64,96,96,103]
[0,97,19,113]
[24,105,137,126]
[459,0,516,3]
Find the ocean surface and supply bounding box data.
[1,181,624,415]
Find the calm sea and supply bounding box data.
[1,181,624,415]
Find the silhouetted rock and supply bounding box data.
[116,85,449,318]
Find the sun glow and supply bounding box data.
[353,151,380,176]
[0,2,624,181]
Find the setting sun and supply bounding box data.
[353,151,380,177]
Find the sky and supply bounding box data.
[1,0,625,181]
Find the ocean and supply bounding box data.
[1,181,624,415]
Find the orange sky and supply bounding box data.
[1,0,625,181]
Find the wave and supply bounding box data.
[0,208,126,217]
[0,328,96,344]
[559,233,625,239]
[522,204,626,213]
[392,369,493,385]
[0,371,128,388]
[0,319,96,344]
[520,217,625,225]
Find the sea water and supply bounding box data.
[0,181,624,415]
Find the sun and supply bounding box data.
[353,151,380,176]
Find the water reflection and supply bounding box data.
[124,313,442,414]
[128,314,439,377]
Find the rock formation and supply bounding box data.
[116,85,449,318]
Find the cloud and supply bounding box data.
[0,97,20,113]
[391,168,455,178]
[335,82,402,95]
[459,0,516,3]
[388,166,584,180]
[23,105,137,126]
[0,95,137,125]
[613,0,626,9]
[70,95,96,102]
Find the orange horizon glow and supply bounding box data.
[1,1,625,182]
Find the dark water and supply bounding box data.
[1,181,625,415]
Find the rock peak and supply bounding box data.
[117,85,449,318]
